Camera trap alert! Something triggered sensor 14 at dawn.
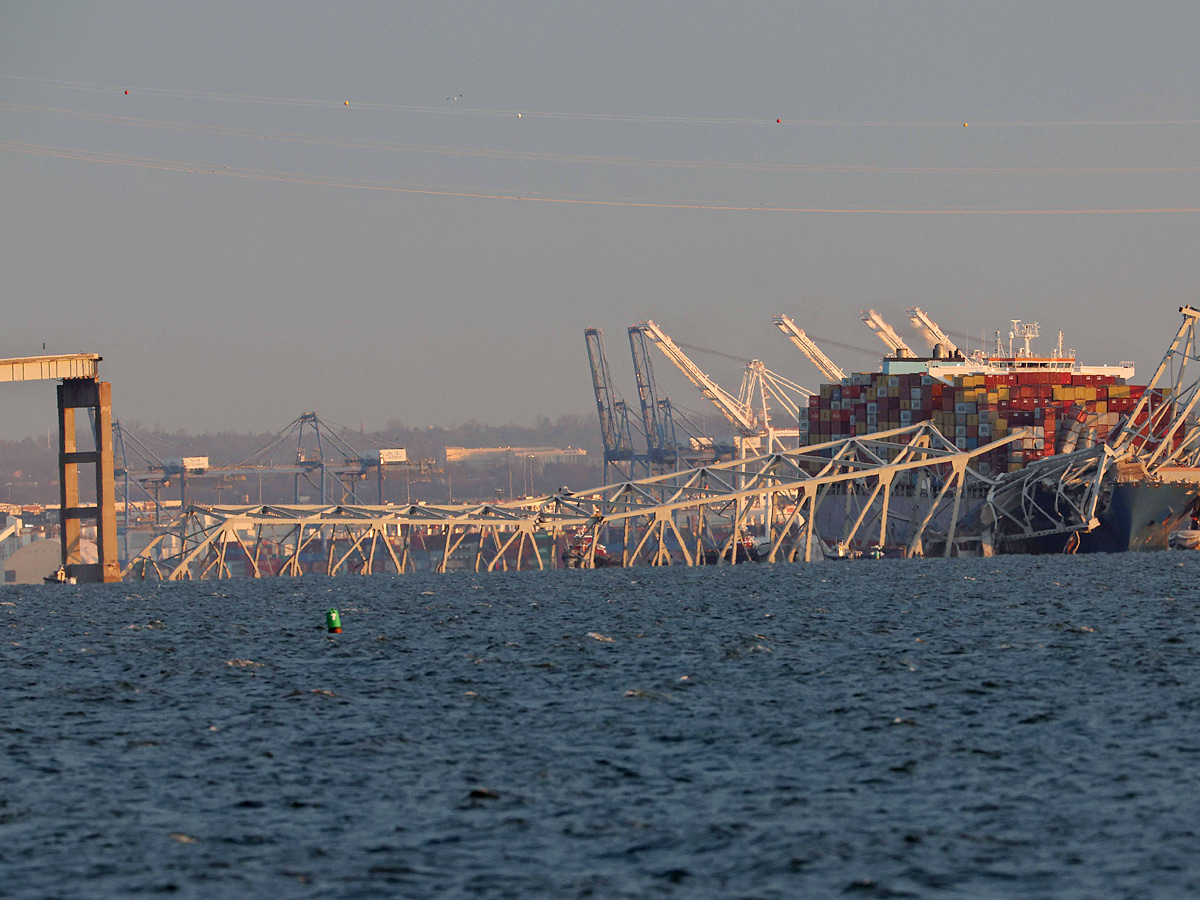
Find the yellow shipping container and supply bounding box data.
[967,414,979,426]
[1096,401,1107,414]
[998,386,1010,401]
[997,418,1008,430]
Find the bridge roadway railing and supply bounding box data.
[124,423,1027,580]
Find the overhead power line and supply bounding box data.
[8,138,1200,215]
[9,75,1200,129]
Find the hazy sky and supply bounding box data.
[4,2,1200,442]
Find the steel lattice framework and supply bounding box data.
[1110,305,1200,469]
[125,422,1025,580]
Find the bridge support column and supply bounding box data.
[58,378,119,583]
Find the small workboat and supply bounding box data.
[43,566,76,585]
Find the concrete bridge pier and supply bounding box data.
[58,378,119,583]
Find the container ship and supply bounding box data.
[800,315,1200,554]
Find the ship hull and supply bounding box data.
[1006,479,1199,555]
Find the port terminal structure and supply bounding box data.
[115,412,436,513]
[0,354,120,582]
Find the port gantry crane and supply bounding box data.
[584,327,639,481]
[630,320,812,453]
[772,314,846,382]
[627,325,682,472]
[860,309,916,358]
[906,307,961,357]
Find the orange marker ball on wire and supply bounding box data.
[776,118,781,123]
[124,90,129,95]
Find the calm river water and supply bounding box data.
[3,553,1199,898]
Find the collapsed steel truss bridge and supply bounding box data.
[126,423,1025,579]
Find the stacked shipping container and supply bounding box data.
[801,369,1152,476]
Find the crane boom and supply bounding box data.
[632,321,758,434]
[906,307,960,356]
[860,309,915,357]
[773,314,846,382]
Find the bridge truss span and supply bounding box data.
[125,422,1025,580]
